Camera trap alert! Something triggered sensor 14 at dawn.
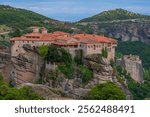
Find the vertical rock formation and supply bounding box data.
[117,55,143,82]
[0,50,11,82]
[11,44,44,85]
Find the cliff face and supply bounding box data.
[100,21,150,43]
[11,44,44,85]
[40,54,114,99]
[78,20,150,44]
[84,54,113,88]
[0,50,11,82]
[117,55,143,82]
[78,9,150,45]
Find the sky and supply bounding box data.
[0,0,150,22]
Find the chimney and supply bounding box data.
[32,26,39,33]
[41,27,48,34]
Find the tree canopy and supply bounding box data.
[86,82,126,100]
[0,73,44,100]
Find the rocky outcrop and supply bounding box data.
[42,69,87,99]
[79,19,150,45]
[11,45,44,85]
[112,78,133,100]
[21,83,73,100]
[84,54,113,88]
[0,51,11,82]
[41,55,116,99]
[117,55,143,82]
[99,21,150,44]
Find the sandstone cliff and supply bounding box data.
[0,50,11,82]
[40,54,132,99]
[117,55,143,82]
[11,44,44,85]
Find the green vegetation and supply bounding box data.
[74,49,83,65]
[80,8,149,22]
[39,45,72,65]
[79,65,93,84]
[0,5,73,37]
[101,47,108,58]
[57,64,74,79]
[116,41,150,68]
[0,73,44,100]
[116,64,150,100]
[39,45,74,79]
[45,45,72,65]
[39,44,49,59]
[0,41,10,47]
[115,41,150,100]
[85,82,126,100]
[126,75,150,100]
[0,25,10,32]
[144,69,150,82]
[0,5,50,29]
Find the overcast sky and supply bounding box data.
[0,0,150,22]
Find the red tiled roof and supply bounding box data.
[56,35,71,40]
[41,34,56,40]
[52,31,69,36]
[10,31,117,45]
[73,34,117,44]
[73,34,95,39]
[23,33,42,37]
[51,42,78,46]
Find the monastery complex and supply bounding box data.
[10,27,117,60]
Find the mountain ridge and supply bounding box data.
[77,8,150,45]
[0,5,77,33]
[79,8,150,22]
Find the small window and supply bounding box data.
[27,41,29,43]
[94,45,96,50]
[32,41,34,43]
[16,49,18,52]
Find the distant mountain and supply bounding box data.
[79,8,150,22]
[0,5,78,33]
[77,9,150,44]
[0,5,51,28]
